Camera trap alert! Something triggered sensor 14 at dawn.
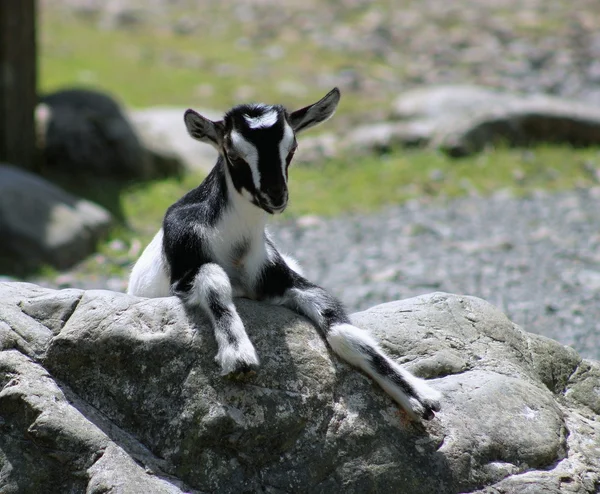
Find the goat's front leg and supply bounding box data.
[175,263,259,376]
[259,256,442,420]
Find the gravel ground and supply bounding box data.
[270,188,600,360]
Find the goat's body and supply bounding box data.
[128,90,442,420]
[130,161,267,299]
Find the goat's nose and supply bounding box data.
[264,186,287,207]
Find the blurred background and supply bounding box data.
[1,0,600,357]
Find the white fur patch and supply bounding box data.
[188,263,232,308]
[127,229,171,297]
[327,323,380,369]
[187,264,259,374]
[281,253,304,276]
[240,187,255,203]
[244,108,278,129]
[206,177,270,288]
[272,287,328,328]
[278,123,295,181]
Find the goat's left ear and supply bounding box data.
[289,87,340,133]
[184,109,223,149]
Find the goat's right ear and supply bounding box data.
[184,109,223,149]
[290,87,341,133]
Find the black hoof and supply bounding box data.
[422,406,437,421]
[225,362,258,381]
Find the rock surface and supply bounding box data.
[391,85,600,157]
[335,86,600,157]
[127,107,220,173]
[1,282,598,493]
[0,165,112,274]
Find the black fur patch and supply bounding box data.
[360,344,418,400]
[163,161,228,291]
[255,242,350,329]
[206,293,238,345]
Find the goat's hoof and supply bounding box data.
[404,393,442,422]
[395,404,437,423]
[416,397,440,421]
[216,345,260,379]
[421,405,437,421]
[420,392,442,420]
[225,365,257,381]
[222,358,259,380]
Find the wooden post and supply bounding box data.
[0,0,37,170]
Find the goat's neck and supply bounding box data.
[222,161,269,234]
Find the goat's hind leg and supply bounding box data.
[263,253,441,419]
[328,323,441,420]
[184,263,259,376]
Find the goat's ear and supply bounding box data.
[289,87,340,133]
[184,109,223,149]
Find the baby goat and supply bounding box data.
[127,88,442,420]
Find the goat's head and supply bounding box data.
[184,88,340,214]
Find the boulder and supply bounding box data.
[0,165,112,274]
[431,96,600,157]
[389,85,600,157]
[294,133,340,165]
[341,121,435,154]
[38,88,160,179]
[0,282,598,493]
[127,107,221,174]
[391,85,515,121]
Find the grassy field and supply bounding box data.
[36,5,600,281]
[127,145,599,221]
[38,7,373,123]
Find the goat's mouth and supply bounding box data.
[261,202,287,215]
[259,199,287,215]
[258,192,288,214]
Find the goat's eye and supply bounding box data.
[226,149,246,166]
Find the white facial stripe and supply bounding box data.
[278,123,295,182]
[230,130,261,190]
[244,109,279,129]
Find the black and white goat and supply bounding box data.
[127,88,442,420]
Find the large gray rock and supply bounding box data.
[341,121,436,154]
[127,107,220,173]
[391,85,516,121]
[389,85,600,157]
[39,88,161,179]
[0,165,112,274]
[0,281,599,493]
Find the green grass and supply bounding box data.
[38,8,367,119]
[289,145,600,215]
[88,144,600,235]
